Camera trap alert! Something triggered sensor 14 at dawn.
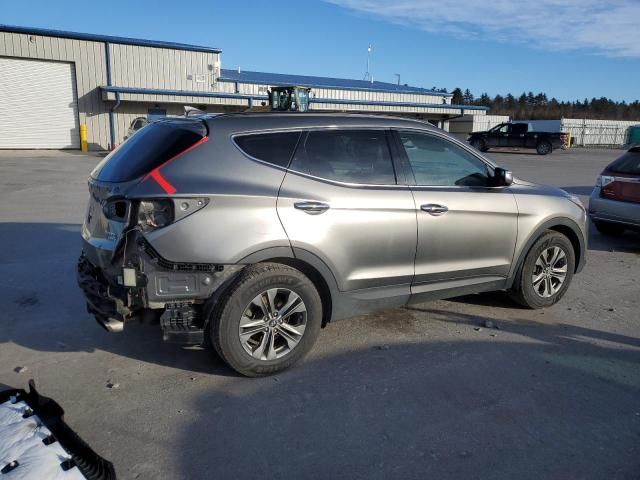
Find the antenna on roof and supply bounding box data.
[394,73,400,85]
[237,66,241,74]
[363,44,372,82]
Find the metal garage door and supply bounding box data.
[0,57,80,149]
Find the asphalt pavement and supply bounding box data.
[0,147,639,480]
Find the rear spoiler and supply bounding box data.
[0,380,116,479]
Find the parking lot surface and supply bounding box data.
[1,147,639,479]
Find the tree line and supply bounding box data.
[436,87,640,121]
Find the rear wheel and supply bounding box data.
[209,263,322,377]
[536,140,552,155]
[594,220,626,236]
[510,231,575,309]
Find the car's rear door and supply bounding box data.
[392,129,518,298]
[277,128,417,294]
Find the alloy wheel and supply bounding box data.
[532,246,568,298]
[238,288,307,360]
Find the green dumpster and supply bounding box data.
[629,125,640,145]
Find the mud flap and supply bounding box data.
[0,380,116,479]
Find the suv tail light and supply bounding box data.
[137,197,209,232]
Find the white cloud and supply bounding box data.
[327,0,640,58]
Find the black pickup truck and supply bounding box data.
[468,122,565,155]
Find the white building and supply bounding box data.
[0,25,487,150]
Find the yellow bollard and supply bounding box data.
[80,124,88,153]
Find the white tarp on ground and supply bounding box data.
[0,399,84,479]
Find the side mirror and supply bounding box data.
[493,167,514,186]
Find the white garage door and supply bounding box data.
[0,57,80,149]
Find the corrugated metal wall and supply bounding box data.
[0,31,222,149]
[562,118,640,147]
[110,44,219,92]
[0,31,109,149]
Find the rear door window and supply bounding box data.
[290,129,396,185]
[91,119,206,182]
[234,131,301,168]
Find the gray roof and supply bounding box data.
[220,69,452,97]
[0,24,221,53]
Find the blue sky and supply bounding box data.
[3,0,639,102]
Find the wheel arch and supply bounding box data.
[507,217,586,289]
[211,246,338,328]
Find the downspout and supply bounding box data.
[448,108,466,122]
[105,42,120,149]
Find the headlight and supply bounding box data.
[596,175,615,188]
[137,197,208,232]
[566,193,586,213]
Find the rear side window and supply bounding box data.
[399,131,490,187]
[234,131,301,168]
[92,120,206,182]
[512,123,528,134]
[608,150,640,175]
[290,130,396,185]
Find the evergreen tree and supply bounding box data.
[451,87,464,105]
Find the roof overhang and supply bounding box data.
[100,86,487,116]
[0,24,221,53]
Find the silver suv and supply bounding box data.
[78,113,587,376]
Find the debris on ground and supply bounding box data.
[374,345,390,351]
[106,381,120,389]
[484,319,501,329]
[14,366,28,374]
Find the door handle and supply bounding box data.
[294,201,330,215]
[421,204,448,216]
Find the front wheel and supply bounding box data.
[210,263,322,377]
[509,231,575,309]
[536,140,552,155]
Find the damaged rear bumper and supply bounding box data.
[77,230,241,344]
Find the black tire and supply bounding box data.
[536,140,552,155]
[509,231,575,309]
[594,220,626,236]
[471,138,488,152]
[209,263,322,377]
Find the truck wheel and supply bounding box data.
[536,140,552,155]
[594,220,626,236]
[471,138,488,152]
[509,231,575,309]
[209,263,322,377]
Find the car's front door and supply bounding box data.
[277,129,417,294]
[393,130,519,297]
[487,123,510,147]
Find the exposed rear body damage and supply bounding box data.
[78,113,587,376]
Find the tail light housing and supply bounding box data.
[137,198,209,232]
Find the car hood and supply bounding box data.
[511,177,571,198]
